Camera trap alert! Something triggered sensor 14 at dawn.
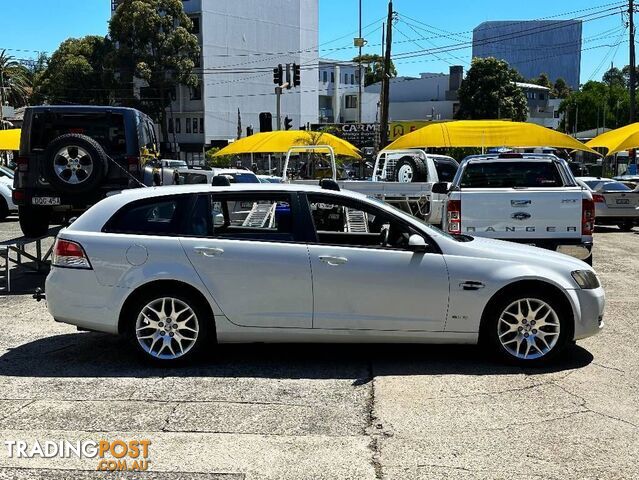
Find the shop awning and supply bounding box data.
[0,129,21,151]
[214,131,361,159]
[585,123,639,156]
[383,120,599,155]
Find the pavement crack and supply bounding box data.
[363,359,383,480]
[161,403,180,432]
[591,361,625,373]
[0,399,36,424]
[553,383,638,429]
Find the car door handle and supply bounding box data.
[319,255,348,266]
[194,247,225,257]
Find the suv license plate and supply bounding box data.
[32,197,61,206]
[616,198,630,204]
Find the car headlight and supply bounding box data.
[571,270,600,289]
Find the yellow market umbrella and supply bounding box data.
[214,130,361,159]
[585,123,639,156]
[383,120,599,155]
[0,129,21,151]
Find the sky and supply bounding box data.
[0,0,631,84]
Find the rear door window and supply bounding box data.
[104,196,190,235]
[460,161,564,188]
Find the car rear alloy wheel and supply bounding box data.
[135,297,200,360]
[497,298,560,360]
[54,145,94,185]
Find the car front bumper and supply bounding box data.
[566,286,605,340]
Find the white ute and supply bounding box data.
[437,153,595,264]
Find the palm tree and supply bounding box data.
[0,49,31,108]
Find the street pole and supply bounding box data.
[276,86,282,130]
[358,0,363,178]
[630,0,636,123]
[379,0,393,148]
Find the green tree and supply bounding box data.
[552,78,571,99]
[559,80,629,133]
[532,73,552,90]
[205,147,236,168]
[110,0,200,144]
[602,67,625,88]
[0,50,31,107]
[36,36,115,105]
[456,57,528,121]
[622,65,638,90]
[352,54,397,86]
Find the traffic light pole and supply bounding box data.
[630,0,636,123]
[276,86,282,131]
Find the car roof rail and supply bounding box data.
[212,175,231,187]
[319,179,340,191]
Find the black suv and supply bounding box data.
[13,106,158,237]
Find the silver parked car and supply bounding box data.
[45,183,604,366]
[577,177,639,231]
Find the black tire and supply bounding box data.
[483,289,572,366]
[18,205,51,238]
[43,134,109,194]
[0,197,8,221]
[394,156,427,183]
[618,221,635,232]
[583,255,593,266]
[125,288,212,366]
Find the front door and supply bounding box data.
[305,194,449,331]
[180,192,313,329]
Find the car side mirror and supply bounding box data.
[408,234,429,253]
[431,182,450,195]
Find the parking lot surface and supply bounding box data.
[0,215,637,479]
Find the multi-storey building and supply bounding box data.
[472,20,582,90]
[113,0,319,161]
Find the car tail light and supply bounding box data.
[52,239,92,269]
[16,156,29,173]
[126,155,140,173]
[582,198,595,235]
[447,200,461,234]
[592,193,605,203]
[12,189,25,203]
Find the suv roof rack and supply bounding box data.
[319,179,340,191]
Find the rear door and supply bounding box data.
[458,160,583,239]
[179,191,313,329]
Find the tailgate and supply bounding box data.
[460,188,583,239]
[603,191,639,209]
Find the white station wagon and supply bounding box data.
[45,182,605,365]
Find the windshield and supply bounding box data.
[230,173,260,184]
[461,161,564,188]
[585,181,631,192]
[434,160,459,182]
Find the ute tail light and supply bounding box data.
[592,193,605,203]
[12,189,25,203]
[447,200,461,234]
[16,156,29,173]
[126,155,140,173]
[52,239,92,269]
[582,198,595,236]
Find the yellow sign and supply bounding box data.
[389,121,433,141]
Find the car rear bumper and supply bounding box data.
[45,267,124,334]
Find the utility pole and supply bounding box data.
[379,0,393,148]
[630,0,636,123]
[357,0,363,178]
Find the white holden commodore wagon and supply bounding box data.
[45,182,605,366]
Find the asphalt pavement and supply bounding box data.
[0,214,636,479]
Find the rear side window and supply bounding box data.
[30,112,127,154]
[434,160,458,182]
[460,161,564,188]
[587,181,631,192]
[104,196,189,235]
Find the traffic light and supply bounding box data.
[284,116,293,131]
[285,63,292,90]
[293,63,301,87]
[246,125,254,136]
[273,64,283,85]
[259,112,272,132]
